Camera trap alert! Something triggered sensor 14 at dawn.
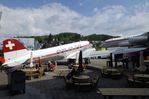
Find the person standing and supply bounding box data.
[38,57,42,67]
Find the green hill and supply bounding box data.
[17,32,118,49]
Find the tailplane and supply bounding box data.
[3,38,29,62]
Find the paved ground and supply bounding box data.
[0,59,148,99]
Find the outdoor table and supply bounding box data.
[106,68,119,73]
[72,75,90,83]
[134,74,149,82]
[22,68,39,73]
[81,69,93,75]
[23,68,38,71]
[22,68,39,80]
[73,75,90,80]
[102,68,121,79]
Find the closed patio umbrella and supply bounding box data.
[78,50,83,72]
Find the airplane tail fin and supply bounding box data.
[3,38,29,61]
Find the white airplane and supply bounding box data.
[1,38,95,67]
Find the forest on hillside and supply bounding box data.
[18,32,118,50]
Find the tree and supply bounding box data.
[48,33,53,43]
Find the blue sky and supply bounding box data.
[0,0,147,16]
[0,0,149,36]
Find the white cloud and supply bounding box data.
[0,2,149,37]
[93,7,98,13]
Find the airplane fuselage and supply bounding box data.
[32,41,91,59]
[2,39,92,67]
[101,32,149,48]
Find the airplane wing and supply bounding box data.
[65,50,80,59]
[65,48,96,59]
[88,50,112,58]
[112,47,146,54]
[86,47,146,58]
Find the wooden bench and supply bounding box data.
[97,88,149,99]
